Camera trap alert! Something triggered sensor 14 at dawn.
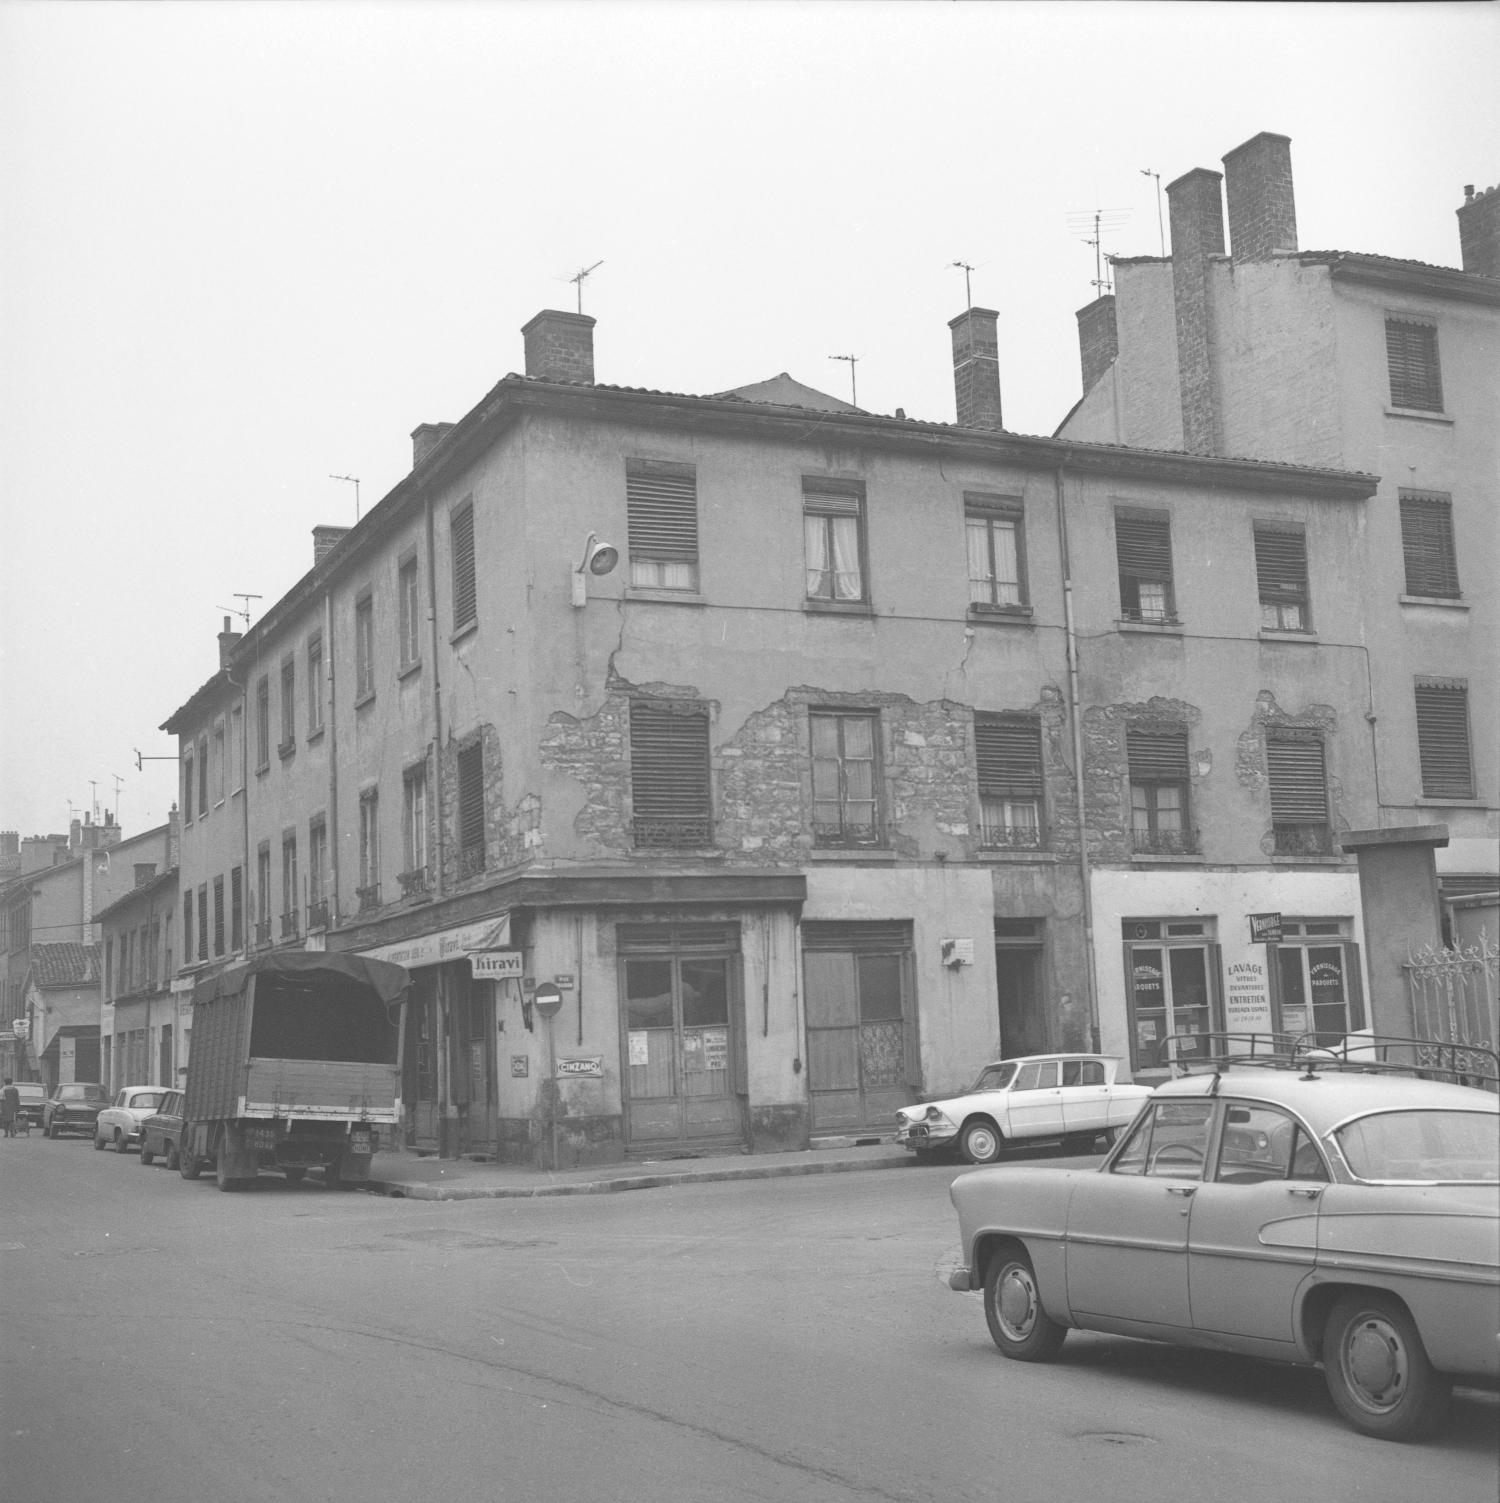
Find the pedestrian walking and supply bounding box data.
[1,1077,19,1137]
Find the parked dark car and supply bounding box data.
[42,1082,110,1138]
[13,1082,46,1131]
[138,1089,187,1169]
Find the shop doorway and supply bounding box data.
[802,922,916,1132]
[996,945,1047,1057]
[403,971,440,1152]
[620,923,744,1150]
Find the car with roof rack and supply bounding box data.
[945,1032,1499,1441]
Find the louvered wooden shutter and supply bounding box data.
[1399,493,1460,598]
[1127,727,1189,781]
[457,742,485,857]
[801,921,912,952]
[975,715,1043,797]
[1266,735,1327,821]
[627,463,698,562]
[1386,320,1443,412]
[629,701,711,839]
[1415,683,1473,798]
[451,503,477,628]
[1253,526,1307,601]
[1115,512,1173,579]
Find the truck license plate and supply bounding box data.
[350,1133,371,1153]
[245,1126,279,1149]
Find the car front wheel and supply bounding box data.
[1323,1292,1451,1441]
[93,1130,107,1150]
[959,1119,1004,1165]
[140,1141,155,1165]
[984,1250,1067,1362]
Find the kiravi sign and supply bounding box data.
[470,949,524,981]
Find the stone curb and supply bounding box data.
[364,1152,916,1202]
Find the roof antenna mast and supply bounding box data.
[950,260,976,310]
[330,473,361,521]
[568,260,605,314]
[828,353,859,408]
[217,593,263,628]
[1065,206,1130,297]
[1140,169,1166,258]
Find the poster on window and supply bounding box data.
[702,1027,728,1071]
[1225,959,1272,1032]
[628,1030,650,1066]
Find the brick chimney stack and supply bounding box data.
[218,615,242,670]
[1167,166,1226,455]
[948,306,1003,430]
[522,310,596,384]
[1223,132,1298,262]
[313,525,351,567]
[1457,183,1500,278]
[411,422,455,468]
[1075,294,1118,392]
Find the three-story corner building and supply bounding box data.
[163,301,1383,1166]
[1057,133,1499,974]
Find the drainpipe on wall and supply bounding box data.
[424,492,451,1152]
[224,662,250,958]
[1054,459,1102,1052]
[324,590,339,934]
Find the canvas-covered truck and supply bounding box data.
[178,951,409,1191]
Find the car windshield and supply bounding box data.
[61,1085,105,1101]
[971,1062,1018,1092]
[1335,1109,1499,1183]
[130,1091,168,1110]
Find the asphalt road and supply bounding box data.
[3,1134,1496,1503]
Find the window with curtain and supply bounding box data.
[975,713,1043,847]
[306,633,324,735]
[398,554,422,668]
[966,496,1026,610]
[1253,524,1310,631]
[279,656,295,753]
[354,592,375,701]
[1115,509,1176,623]
[804,482,866,603]
[1128,726,1194,854]
[627,460,699,590]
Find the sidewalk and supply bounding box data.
[365,1139,919,1201]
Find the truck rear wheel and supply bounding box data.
[215,1145,245,1191]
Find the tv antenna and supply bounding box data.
[950,260,977,310]
[330,473,361,520]
[828,353,859,408]
[134,748,177,771]
[217,593,263,628]
[566,260,604,314]
[1066,207,1130,296]
[1141,168,1166,257]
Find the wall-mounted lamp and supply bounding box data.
[571,531,619,607]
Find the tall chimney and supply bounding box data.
[1457,183,1500,278]
[1075,294,1118,393]
[948,306,1003,430]
[521,310,596,383]
[1167,166,1226,455]
[411,422,455,468]
[217,615,242,670]
[1222,132,1298,262]
[313,525,351,567]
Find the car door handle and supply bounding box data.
[1165,1185,1197,1197]
[1288,1186,1323,1199]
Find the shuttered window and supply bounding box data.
[629,700,712,847]
[1115,510,1176,622]
[627,461,698,589]
[213,877,225,956]
[1415,682,1473,798]
[1128,727,1193,854]
[1399,492,1460,598]
[976,714,1043,849]
[451,501,477,630]
[1385,319,1443,412]
[230,866,244,951]
[1267,733,1331,853]
[1253,525,1310,630]
[456,741,486,874]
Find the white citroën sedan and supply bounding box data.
[895,1054,1153,1163]
[946,1035,1500,1441]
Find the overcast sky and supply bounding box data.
[2,1,1495,843]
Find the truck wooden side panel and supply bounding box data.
[241,1058,399,1120]
[184,990,252,1123]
